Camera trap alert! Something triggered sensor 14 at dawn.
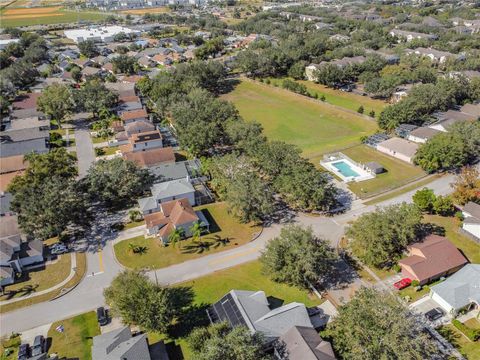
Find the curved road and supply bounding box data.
[0,171,458,336]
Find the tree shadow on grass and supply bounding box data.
[418,223,446,238]
[167,303,210,340]
[218,78,241,95]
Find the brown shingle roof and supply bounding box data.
[120,109,148,122]
[122,147,175,167]
[0,155,27,174]
[0,171,23,192]
[12,93,40,110]
[399,235,468,282]
[130,130,161,144]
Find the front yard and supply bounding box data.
[47,311,100,360]
[0,253,71,301]
[438,321,480,360]
[114,202,261,269]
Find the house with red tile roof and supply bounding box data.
[398,235,468,285]
[144,198,209,243]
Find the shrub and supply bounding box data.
[95,148,106,156]
[411,279,420,287]
[369,110,375,117]
[455,211,464,221]
[320,94,326,101]
[392,264,401,273]
[357,105,364,114]
[265,78,271,84]
[452,320,480,341]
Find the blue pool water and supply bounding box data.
[332,161,360,178]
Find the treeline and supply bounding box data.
[138,61,339,221]
[378,77,480,130]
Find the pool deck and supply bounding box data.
[321,158,375,183]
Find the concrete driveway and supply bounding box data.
[410,297,451,327]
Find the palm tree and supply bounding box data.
[168,227,185,251]
[189,221,205,243]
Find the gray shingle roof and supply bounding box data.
[278,326,336,360]
[0,128,49,142]
[151,179,194,198]
[464,202,480,219]
[430,264,480,311]
[150,162,189,183]
[138,196,157,213]
[92,326,151,360]
[0,138,48,158]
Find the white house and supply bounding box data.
[462,202,480,240]
[376,137,419,164]
[429,264,480,315]
[138,178,196,215]
[64,26,140,44]
[407,127,441,144]
[0,38,19,50]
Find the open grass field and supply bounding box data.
[0,253,71,301]
[0,6,109,27]
[438,324,480,360]
[222,80,377,158]
[267,78,388,116]
[114,202,261,269]
[341,144,426,198]
[48,311,100,360]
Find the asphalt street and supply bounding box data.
[0,169,462,336]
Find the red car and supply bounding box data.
[393,278,412,290]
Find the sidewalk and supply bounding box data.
[0,253,77,305]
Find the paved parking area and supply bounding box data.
[410,297,451,327]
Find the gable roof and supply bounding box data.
[399,235,468,282]
[430,264,480,310]
[151,178,195,199]
[278,326,336,360]
[12,93,40,110]
[92,326,151,360]
[409,126,441,140]
[0,155,27,174]
[0,128,49,143]
[122,147,175,167]
[124,120,155,135]
[377,137,419,158]
[120,109,148,122]
[0,138,48,158]
[209,290,313,341]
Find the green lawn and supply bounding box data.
[0,335,20,360]
[123,219,145,230]
[0,253,71,301]
[222,80,377,158]
[155,260,323,360]
[0,9,109,28]
[398,278,443,303]
[266,78,387,116]
[97,146,120,156]
[91,135,110,144]
[340,145,426,198]
[183,260,322,308]
[47,312,100,360]
[438,325,480,360]
[424,215,480,263]
[114,202,261,269]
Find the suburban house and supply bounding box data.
[407,127,441,143]
[275,326,336,360]
[92,326,153,360]
[0,131,49,158]
[406,47,458,63]
[138,178,196,215]
[0,216,44,287]
[429,264,480,316]
[462,202,480,240]
[398,235,468,285]
[121,130,163,152]
[143,198,209,241]
[0,192,14,216]
[429,110,476,132]
[0,155,27,192]
[306,56,366,80]
[207,290,315,344]
[115,120,156,143]
[120,109,149,124]
[376,137,419,163]
[388,29,438,42]
[123,147,175,168]
[149,160,201,183]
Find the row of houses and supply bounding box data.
[374,102,479,164]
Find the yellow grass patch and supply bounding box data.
[120,6,169,14]
[3,5,60,13]
[2,12,62,18]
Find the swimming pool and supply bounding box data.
[332,161,360,178]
